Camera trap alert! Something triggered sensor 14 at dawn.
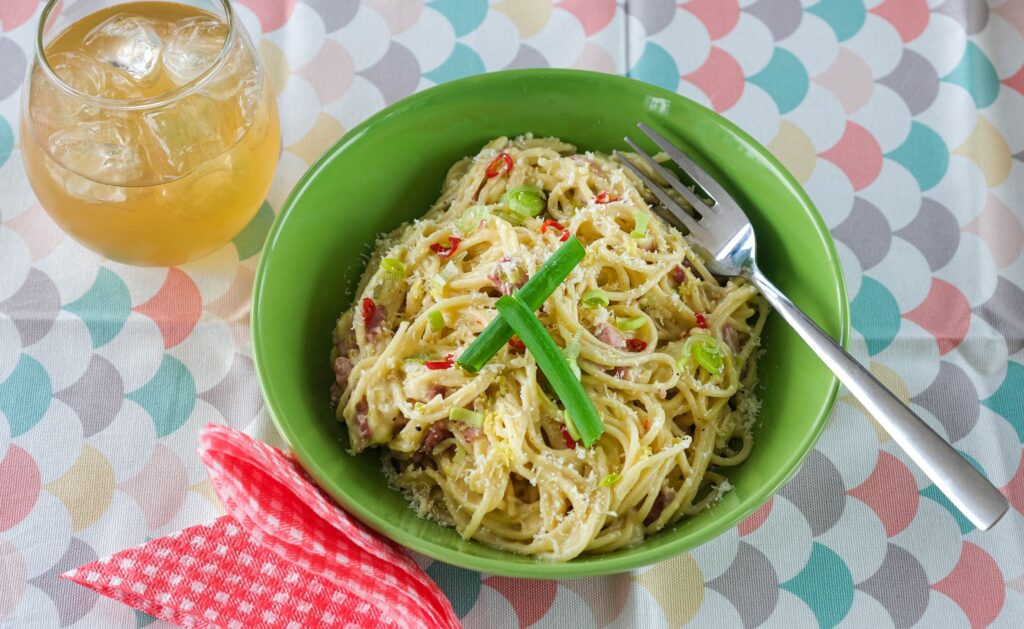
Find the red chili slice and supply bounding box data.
[485,152,513,178]
[560,424,577,449]
[541,219,565,234]
[429,237,461,259]
[541,220,572,241]
[695,312,708,329]
[508,336,526,352]
[361,297,376,327]
[424,354,454,370]
[626,338,648,352]
[595,192,618,204]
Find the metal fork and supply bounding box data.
[617,123,1009,531]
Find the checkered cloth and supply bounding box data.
[59,425,460,628]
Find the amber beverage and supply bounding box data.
[21,0,280,266]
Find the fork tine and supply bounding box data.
[623,137,713,216]
[637,122,732,210]
[613,150,710,243]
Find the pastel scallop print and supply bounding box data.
[815,400,879,489]
[956,406,1022,488]
[3,491,71,578]
[87,399,157,483]
[780,9,839,76]
[741,495,813,582]
[815,498,888,586]
[561,574,633,627]
[787,83,847,152]
[3,205,66,263]
[807,0,866,42]
[634,553,703,626]
[648,9,711,76]
[0,227,31,303]
[116,444,189,531]
[15,399,82,485]
[235,0,298,33]
[684,47,745,112]
[264,2,325,68]
[0,2,1023,627]
[717,12,774,76]
[454,11,521,71]
[869,0,929,43]
[846,13,905,76]
[525,8,585,69]
[722,80,780,143]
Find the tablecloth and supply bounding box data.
[1,1,1023,627]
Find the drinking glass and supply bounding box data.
[21,0,281,266]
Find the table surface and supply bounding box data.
[2,1,1023,627]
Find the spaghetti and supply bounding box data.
[331,135,768,560]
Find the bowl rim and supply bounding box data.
[252,68,851,578]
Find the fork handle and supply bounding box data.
[748,267,1009,530]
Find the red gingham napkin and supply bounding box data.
[60,424,461,628]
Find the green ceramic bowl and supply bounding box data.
[252,69,849,578]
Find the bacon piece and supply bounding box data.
[611,366,633,381]
[644,488,676,526]
[335,335,356,354]
[595,323,626,349]
[671,265,687,284]
[460,425,482,442]
[365,304,387,343]
[412,420,454,464]
[354,400,371,440]
[426,385,447,401]
[333,356,353,388]
[722,323,741,353]
[487,257,525,295]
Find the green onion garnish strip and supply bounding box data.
[427,309,446,332]
[450,407,483,427]
[495,209,525,226]
[615,315,645,331]
[429,261,458,294]
[456,205,487,234]
[404,353,431,364]
[630,211,649,239]
[495,294,604,447]
[458,236,586,373]
[504,185,546,218]
[381,257,406,278]
[564,332,582,380]
[677,335,725,376]
[562,409,581,441]
[581,289,609,309]
[601,472,620,486]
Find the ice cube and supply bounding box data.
[84,14,163,83]
[201,35,263,127]
[29,65,91,138]
[45,158,127,203]
[48,51,105,95]
[142,94,225,177]
[47,50,141,99]
[155,152,234,216]
[163,15,227,86]
[48,119,143,186]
